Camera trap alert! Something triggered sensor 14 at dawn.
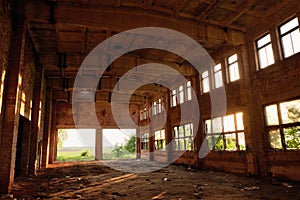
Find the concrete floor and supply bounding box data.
[1,160,300,200]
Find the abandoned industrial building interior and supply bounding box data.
[0,0,300,199]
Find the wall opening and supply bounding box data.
[56,129,96,162]
[103,129,136,160]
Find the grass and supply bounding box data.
[57,147,95,162]
[102,147,136,160]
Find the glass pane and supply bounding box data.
[282,34,294,58]
[257,34,271,48]
[161,129,165,139]
[236,112,244,131]
[203,77,210,93]
[258,48,268,69]
[179,139,184,150]
[269,129,282,149]
[223,114,235,132]
[202,71,208,78]
[284,126,300,149]
[186,81,192,101]
[185,124,191,136]
[214,135,223,150]
[207,136,213,150]
[214,63,221,72]
[174,127,178,138]
[265,104,279,125]
[280,17,299,35]
[212,117,222,133]
[178,126,184,137]
[291,29,300,54]
[229,63,239,82]
[280,99,300,124]
[155,131,160,139]
[266,45,275,66]
[238,132,246,150]
[174,139,179,150]
[205,120,212,134]
[225,133,237,150]
[214,70,223,88]
[228,54,237,64]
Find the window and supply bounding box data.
[174,123,194,150]
[201,71,210,93]
[152,101,157,115]
[154,129,165,150]
[227,54,240,82]
[170,81,192,107]
[141,133,149,150]
[178,85,184,104]
[265,99,300,150]
[186,81,192,101]
[157,98,162,113]
[171,89,177,107]
[213,63,223,88]
[256,34,275,69]
[205,112,245,151]
[140,107,147,120]
[279,17,300,58]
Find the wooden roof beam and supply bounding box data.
[196,0,221,21]
[172,0,191,16]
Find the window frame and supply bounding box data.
[173,123,194,151]
[213,63,223,88]
[255,33,275,69]
[278,16,300,58]
[201,70,210,94]
[227,53,240,83]
[154,129,166,150]
[141,133,149,150]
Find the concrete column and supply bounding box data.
[0,14,25,193]
[95,128,102,160]
[41,87,52,168]
[48,100,57,164]
[164,92,173,162]
[28,64,43,175]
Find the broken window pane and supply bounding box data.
[225,133,237,150]
[238,132,246,150]
[269,129,282,149]
[284,126,300,149]
[280,99,300,124]
[265,104,279,125]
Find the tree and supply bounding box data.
[124,135,136,153]
[57,129,68,149]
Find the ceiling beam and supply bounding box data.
[221,0,257,27]
[143,0,154,9]
[172,0,191,16]
[25,1,246,45]
[196,0,220,21]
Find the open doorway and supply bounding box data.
[56,129,96,162]
[102,129,136,160]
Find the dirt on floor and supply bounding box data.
[1,160,300,200]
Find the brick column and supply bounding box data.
[95,128,102,160]
[136,127,141,159]
[0,14,25,193]
[148,97,154,161]
[48,99,57,164]
[28,64,43,175]
[193,71,203,168]
[41,87,52,168]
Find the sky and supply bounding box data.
[61,128,136,148]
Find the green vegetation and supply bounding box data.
[103,135,136,160]
[56,148,95,162]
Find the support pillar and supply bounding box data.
[164,93,173,162]
[28,64,43,175]
[48,100,57,164]
[41,87,52,168]
[136,127,141,159]
[0,14,25,193]
[95,128,102,160]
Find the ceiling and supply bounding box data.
[24,0,291,102]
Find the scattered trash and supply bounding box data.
[65,176,71,179]
[111,191,127,196]
[194,184,204,193]
[241,186,260,191]
[163,178,170,181]
[282,183,293,188]
[187,166,192,171]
